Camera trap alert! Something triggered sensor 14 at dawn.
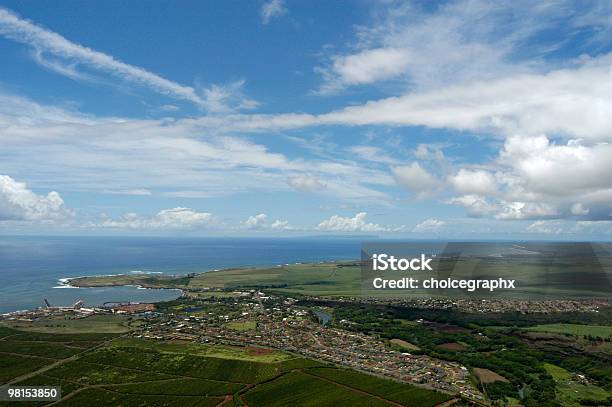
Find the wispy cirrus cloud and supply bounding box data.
[0,7,256,112]
[315,0,612,93]
[261,0,287,24]
[0,93,393,206]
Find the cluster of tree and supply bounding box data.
[582,334,611,342]
[579,396,612,406]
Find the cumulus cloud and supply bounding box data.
[0,175,69,221]
[495,201,558,220]
[261,0,287,24]
[271,219,292,230]
[318,48,411,93]
[499,135,612,196]
[95,207,213,230]
[392,163,439,196]
[570,203,589,216]
[241,214,294,231]
[447,195,497,217]
[448,134,612,221]
[244,213,268,229]
[317,212,401,233]
[449,169,497,196]
[412,218,445,233]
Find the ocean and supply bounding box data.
[0,236,362,313]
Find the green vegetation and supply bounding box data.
[2,314,132,334]
[525,323,612,338]
[0,325,119,385]
[0,340,82,358]
[1,324,453,406]
[324,301,612,406]
[280,357,326,371]
[55,388,221,407]
[389,338,421,351]
[544,363,610,407]
[6,330,118,342]
[243,371,391,407]
[80,346,280,383]
[68,274,190,289]
[109,338,293,363]
[226,320,257,331]
[307,367,452,406]
[46,361,174,384]
[108,377,244,396]
[0,354,50,383]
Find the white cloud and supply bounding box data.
[526,219,612,235]
[495,201,558,220]
[571,203,589,216]
[0,7,256,112]
[244,213,268,229]
[261,0,287,24]
[321,56,612,141]
[414,144,446,162]
[287,175,327,192]
[392,163,439,196]
[412,218,445,233]
[0,175,69,221]
[317,1,612,93]
[447,195,497,217]
[0,7,198,105]
[271,219,292,230]
[526,220,564,234]
[240,215,294,231]
[449,169,497,196]
[198,79,259,114]
[317,212,400,233]
[95,207,213,230]
[104,189,152,196]
[499,135,612,196]
[350,145,399,164]
[0,93,395,205]
[318,48,411,93]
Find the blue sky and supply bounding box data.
[1,0,612,239]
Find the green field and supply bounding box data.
[307,367,451,406]
[525,323,612,337]
[243,371,391,407]
[544,363,610,407]
[53,388,221,407]
[226,320,257,331]
[109,337,293,363]
[0,340,83,358]
[1,314,132,334]
[0,326,450,406]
